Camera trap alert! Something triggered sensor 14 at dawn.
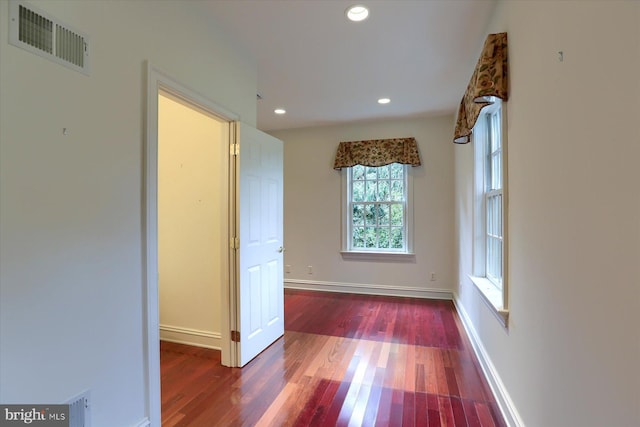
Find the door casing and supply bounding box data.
[144,62,240,426]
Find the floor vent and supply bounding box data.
[66,390,91,427]
[8,0,90,75]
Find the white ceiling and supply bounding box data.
[204,0,497,132]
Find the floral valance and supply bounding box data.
[333,137,421,170]
[454,32,509,144]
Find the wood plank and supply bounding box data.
[160,289,505,426]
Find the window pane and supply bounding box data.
[365,181,377,202]
[365,204,376,225]
[497,242,503,288]
[390,227,403,249]
[487,236,503,285]
[497,194,502,237]
[366,167,377,180]
[352,204,364,225]
[497,154,502,190]
[352,181,365,202]
[353,165,365,180]
[485,150,492,192]
[390,204,403,226]
[496,196,500,232]
[378,165,390,179]
[491,152,501,190]
[378,180,390,201]
[390,180,403,201]
[390,163,403,179]
[486,191,503,285]
[486,197,494,236]
[489,238,495,276]
[491,111,501,151]
[353,227,365,248]
[365,227,376,248]
[486,193,502,238]
[378,204,390,225]
[378,227,390,248]
[373,203,385,224]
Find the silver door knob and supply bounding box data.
[278,246,285,253]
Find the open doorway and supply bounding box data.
[157,91,230,350]
[145,64,285,425]
[144,65,241,423]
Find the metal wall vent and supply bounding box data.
[67,390,91,427]
[8,0,90,75]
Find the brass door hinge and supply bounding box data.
[230,237,239,250]
[230,330,240,342]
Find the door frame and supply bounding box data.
[143,62,240,425]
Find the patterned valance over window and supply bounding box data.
[333,137,421,170]
[454,32,509,144]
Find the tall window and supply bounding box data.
[343,163,412,254]
[485,107,503,288]
[472,98,507,320]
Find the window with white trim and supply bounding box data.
[472,98,508,323]
[485,105,503,288]
[342,163,413,256]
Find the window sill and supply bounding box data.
[341,251,416,262]
[468,275,509,328]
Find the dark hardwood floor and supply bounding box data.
[161,289,506,426]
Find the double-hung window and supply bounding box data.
[472,98,508,324]
[342,163,413,258]
[334,137,420,259]
[485,106,503,288]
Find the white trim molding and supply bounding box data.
[468,275,509,327]
[340,251,416,262]
[284,279,453,300]
[159,325,222,350]
[144,61,241,427]
[453,294,524,427]
[133,418,151,427]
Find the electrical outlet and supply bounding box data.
[307,265,313,275]
[430,272,436,281]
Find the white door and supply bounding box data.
[235,122,284,367]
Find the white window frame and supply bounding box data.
[341,164,414,261]
[470,98,509,326]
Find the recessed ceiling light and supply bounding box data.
[274,108,286,114]
[346,5,369,22]
[378,98,391,104]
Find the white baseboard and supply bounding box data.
[284,278,453,300]
[453,294,524,427]
[159,324,221,350]
[133,417,150,427]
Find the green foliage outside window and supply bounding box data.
[350,164,405,250]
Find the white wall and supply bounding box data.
[455,1,640,426]
[271,115,455,297]
[158,94,228,349]
[0,1,256,426]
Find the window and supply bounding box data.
[342,163,414,258]
[472,98,508,324]
[485,106,503,288]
